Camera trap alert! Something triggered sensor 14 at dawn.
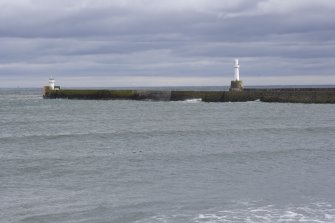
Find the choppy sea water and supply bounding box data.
[1,88,335,223]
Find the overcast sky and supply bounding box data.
[0,0,335,87]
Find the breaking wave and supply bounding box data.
[136,203,335,223]
[194,203,335,223]
[184,98,202,103]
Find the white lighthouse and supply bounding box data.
[234,58,240,81]
[229,58,243,91]
[49,77,55,90]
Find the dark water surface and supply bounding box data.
[1,88,335,222]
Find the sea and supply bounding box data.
[1,87,335,223]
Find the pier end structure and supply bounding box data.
[43,77,60,98]
[230,59,244,92]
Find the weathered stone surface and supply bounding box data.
[43,87,335,104]
[230,81,243,91]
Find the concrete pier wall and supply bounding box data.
[43,88,335,104]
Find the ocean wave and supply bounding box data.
[2,125,335,141]
[0,93,42,100]
[183,98,202,103]
[136,203,335,223]
[193,203,335,223]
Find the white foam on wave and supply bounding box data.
[136,203,335,223]
[184,98,202,103]
[193,203,335,223]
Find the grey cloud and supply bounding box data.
[0,0,334,87]
[2,0,335,43]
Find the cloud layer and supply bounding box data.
[0,0,334,87]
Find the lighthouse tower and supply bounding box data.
[49,77,55,90]
[234,59,240,81]
[230,58,243,91]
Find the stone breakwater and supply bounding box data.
[43,87,335,103]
